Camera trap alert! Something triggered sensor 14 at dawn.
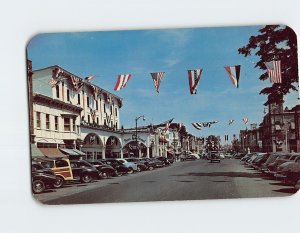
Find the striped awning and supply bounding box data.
[39,148,67,158]
[59,148,80,156]
[30,144,44,157]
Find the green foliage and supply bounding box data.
[238,25,298,105]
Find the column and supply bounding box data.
[102,147,106,159]
[138,149,142,158]
[146,147,150,158]
[120,148,124,158]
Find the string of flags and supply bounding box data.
[48,60,282,94]
[192,121,218,130]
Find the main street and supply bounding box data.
[35,159,297,205]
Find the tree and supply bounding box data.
[238,25,298,105]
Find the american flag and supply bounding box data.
[151,72,165,93]
[114,74,132,91]
[264,60,282,83]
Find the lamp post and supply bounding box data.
[135,115,145,157]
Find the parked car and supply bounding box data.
[295,179,300,189]
[275,156,300,180]
[209,151,221,163]
[155,156,171,166]
[252,153,271,169]
[86,160,118,178]
[125,158,148,172]
[149,158,165,168]
[115,158,138,173]
[34,157,74,188]
[31,164,58,194]
[101,159,131,175]
[259,152,283,173]
[137,158,156,170]
[266,153,300,175]
[69,160,100,183]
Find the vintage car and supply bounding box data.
[266,153,300,175]
[33,157,73,188]
[115,158,138,172]
[125,158,148,171]
[69,160,101,183]
[101,159,131,175]
[209,151,221,163]
[155,157,172,166]
[137,158,156,170]
[31,163,58,194]
[86,160,118,178]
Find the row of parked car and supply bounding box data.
[31,157,174,194]
[238,152,300,189]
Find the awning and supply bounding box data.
[39,148,67,158]
[30,144,44,157]
[59,148,80,156]
[72,149,86,156]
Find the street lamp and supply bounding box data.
[135,115,145,157]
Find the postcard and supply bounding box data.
[27,25,300,204]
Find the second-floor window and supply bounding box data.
[67,89,70,102]
[56,85,60,99]
[96,100,99,110]
[104,104,106,113]
[54,116,58,131]
[78,93,81,105]
[46,114,50,130]
[72,118,76,132]
[64,118,70,131]
[115,108,118,117]
[87,96,90,108]
[36,112,41,128]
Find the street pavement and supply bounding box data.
[34,159,298,205]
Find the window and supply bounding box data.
[72,118,76,132]
[56,85,60,98]
[104,104,106,113]
[87,96,90,108]
[110,106,113,114]
[78,93,81,105]
[46,114,50,130]
[96,117,99,125]
[111,121,113,128]
[55,160,69,168]
[88,115,90,124]
[115,108,118,116]
[96,100,99,110]
[64,118,71,131]
[290,122,295,129]
[67,89,70,102]
[54,116,58,131]
[115,122,118,129]
[36,112,41,128]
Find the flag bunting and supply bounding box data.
[151,72,165,93]
[188,69,203,94]
[224,65,241,88]
[114,74,132,91]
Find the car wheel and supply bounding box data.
[32,180,45,194]
[81,174,93,183]
[53,176,64,188]
[101,172,108,179]
[148,166,154,171]
[127,168,134,174]
[137,166,141,172]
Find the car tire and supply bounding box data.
[101,172,108,179]
[148,166,154,171]
[127,168,134,174]
[32,180,45,194]
[53,176,64,188]
[137,166,141,172]
[81,174,93,183]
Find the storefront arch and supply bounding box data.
[82,133,104,159]
[122,140,149,158]
[105,136,122,158]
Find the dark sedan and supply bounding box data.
[87,160,118,178]
[155,157,171,166]
[70,160,100,183]
[32,163,58,194]
[100,159,131,175]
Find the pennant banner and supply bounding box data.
[192,121,218,130]
[192,122,203,130]
[264,60,282,83]
[70,76,84,92]
[85,76,95,82]
[224,65,241,88]
[229,119,234,125]
[188,69,203,94]
[151,72,165,93]
[243,117,249,124]
[114,74,132,91]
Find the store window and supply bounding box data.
[64,117,71,131]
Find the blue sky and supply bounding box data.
[27,26,299,143]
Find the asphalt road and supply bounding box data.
[34,159,298,205]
